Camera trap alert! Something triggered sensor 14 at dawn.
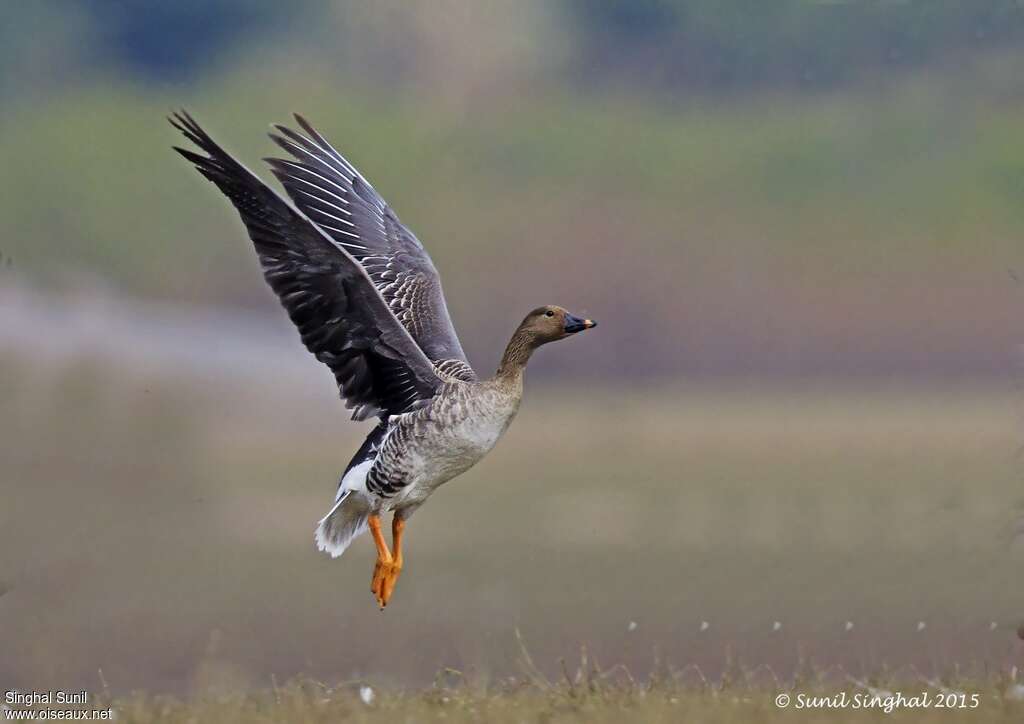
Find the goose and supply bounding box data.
[170,111,596,608]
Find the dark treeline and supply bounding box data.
[568,0,1024,91]
[7,1,1024,93]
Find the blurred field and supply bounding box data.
[57,674,1024,724]
[2,330,1022,695]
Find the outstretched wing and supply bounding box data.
[264,115,477,382]
[170,110,443,420]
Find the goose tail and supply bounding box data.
[314,488,371,558]
[315,424,386,557]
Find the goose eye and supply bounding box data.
[544,310,555,317]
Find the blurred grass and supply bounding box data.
[77,674,1024,723]
[1,351,1022,694]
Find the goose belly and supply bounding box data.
[438,413,511,473]
[392,402,516,505]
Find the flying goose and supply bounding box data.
[171,111,596,608]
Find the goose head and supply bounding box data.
[518,305,597,346]
[497,305,596,377]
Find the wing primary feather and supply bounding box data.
[282,176,351,206]
[293,114,369,185]
[266,158,353,198]
[269,130,356,185]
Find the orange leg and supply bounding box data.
[369,513,406,608]
[379,515,405,606]
[368,514,393,608]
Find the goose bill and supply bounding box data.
[564,314,597,334]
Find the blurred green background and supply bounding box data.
[2,0,1024,696]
